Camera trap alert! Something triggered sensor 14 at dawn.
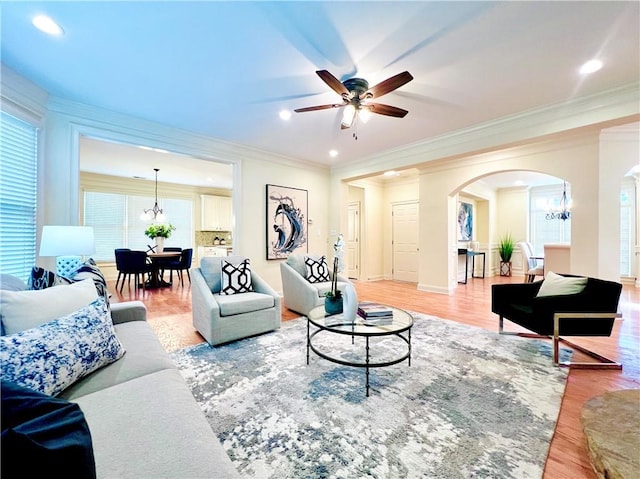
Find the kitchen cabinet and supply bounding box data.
[198,246,231,267]
[199,246,229,258]
[201,195,232,231]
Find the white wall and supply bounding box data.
[353,129,638,293]
[383,176,419,279]
[347,179,385,281]
[599,126,640,281]
[237,157,330,289]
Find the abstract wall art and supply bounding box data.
[458,201,473,241]
[266,184,308,260]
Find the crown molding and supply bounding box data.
[46,96,329,174]
[334,82,640,180]
[0,64,48,123]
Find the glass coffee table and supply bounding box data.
[306,304,413,397]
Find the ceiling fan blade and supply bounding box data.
[316,70,349,96]
[294,103,345,113]
[368,103,409,118]
[363,71,413,99]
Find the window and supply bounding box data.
[620,179,636,278]
[0,111,38,281]
[84,192,192,261]
[529,184,571,257]
[530,181,637,278]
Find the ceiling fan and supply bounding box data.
[294,70,413,136]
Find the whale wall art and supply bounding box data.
[266,184,308,260]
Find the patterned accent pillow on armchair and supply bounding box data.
[220,259,254,295]
[304,255,330,283]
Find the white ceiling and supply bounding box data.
[79,137,234,189]
[2,1,638,173]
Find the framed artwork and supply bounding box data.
[458,202,473,241]
[266,184,308,260]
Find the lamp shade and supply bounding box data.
[39,226,96,256]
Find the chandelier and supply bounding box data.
[140,168,166,222]
[546,181,571,221]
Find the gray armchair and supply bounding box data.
[192,256,281,346]
[280,254,350,316]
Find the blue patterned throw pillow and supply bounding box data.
[0,297,125,397]
[70,258,109,301]
[304,255,330,283]
[29,259,110,307]
[220,259,253,295]
[28,267,72,290]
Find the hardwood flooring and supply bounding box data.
[109,275,639,479]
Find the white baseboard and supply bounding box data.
[417,283,453,295]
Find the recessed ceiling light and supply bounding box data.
[279,110,292,121]
[579,59,603,75]
[329,150,338,158]
[514,180,524,186]
[32,15,64,35]
[383,170,398,177]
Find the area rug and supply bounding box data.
[171,314,570,479]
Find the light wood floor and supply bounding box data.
[110,274,639,479]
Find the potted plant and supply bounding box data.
[144,223,176,253]
[498,233,514,276]
[324,256,343,315]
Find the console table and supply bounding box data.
[458,248,486,284]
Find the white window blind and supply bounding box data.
[84,191,193,261]
[620,180,636,277]
[0,111,38,281]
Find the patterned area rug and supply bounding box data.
[171,314,570,479]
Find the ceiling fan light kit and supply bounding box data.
[295,70,413,138]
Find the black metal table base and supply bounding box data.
[306,319,412,397]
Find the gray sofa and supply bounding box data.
[0,275,240,479]
[192,256,281,346]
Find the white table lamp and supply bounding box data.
[39,225,96,277]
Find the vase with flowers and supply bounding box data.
[324,256,343,315]
[144,223,175,253]
[324,235,345,315]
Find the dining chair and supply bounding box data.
[156,247,182,282]
[114,248,131,290]
[161,248,193,285]
[118,250,154,292]
[518,241,544,282]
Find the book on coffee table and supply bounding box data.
[358,302,393,317]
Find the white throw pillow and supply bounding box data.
[536,271,588,297]
[0,297,125,396]
[220,259,254,295]
[0,278,98,335]
[304,255,330,283]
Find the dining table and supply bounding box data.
[146,251,181,288]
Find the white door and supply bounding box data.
[393,202,419,282]
[347,202,360,279]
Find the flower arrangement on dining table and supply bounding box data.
[144,223,176,239]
